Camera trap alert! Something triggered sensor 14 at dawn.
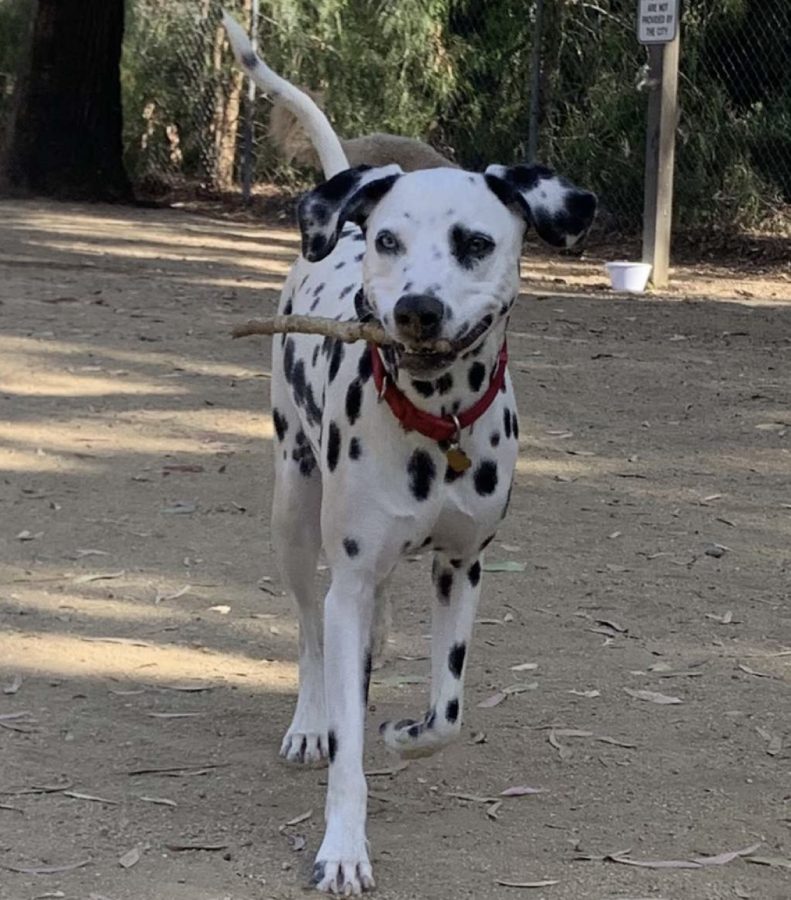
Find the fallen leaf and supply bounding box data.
[568,689,600,698]
[499,543,521,552]
[706,610,733,624]
[477,691,507,708]
[162,464,205,475]
[138,795,177,807]
[495,879,559,888]
[469,731,487,744]
[738,663,773,679]
[283,809,313,827]
[3,674,22,695]
[595,735,637,749]
[365,762,408,777]
[147,712,203,719]
[510,662,538,672]
[486,800,503,820]
[372,674,428,688]
[745,855,791,869]
[0,860,91,875]
[693,843,761,866]
[161,502,197,515]
[0,802,23,813]
[155,584,191,604]
[446,792,498,803]
[118,847,140,868]
[157,682,213,692]
[624,688,682,705]
[500,786,545,797]
[127,763,227,777]
[596,618,627,633]
[73,570,125,584]
[483,560,526,573]
[75,548,109,558]
[165,841,227,852]
[756,727,782,756]
[63,790,119,805]
[288,834,307,852]
[208,604,231,614]
[502,682,539,695]
[548,730,572,760]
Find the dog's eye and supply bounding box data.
[466,234,494,256]
[375,230,401,254]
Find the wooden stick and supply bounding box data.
[231,315,454,354]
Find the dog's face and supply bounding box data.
[299,164,596,374]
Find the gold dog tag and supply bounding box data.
[446,446,472,473]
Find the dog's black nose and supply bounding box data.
[393,293,444,342]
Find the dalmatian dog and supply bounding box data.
[224,14,597,896]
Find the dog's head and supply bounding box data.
[298,164,596,374]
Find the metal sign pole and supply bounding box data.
[638,0,680,289]
[241,0,259,205]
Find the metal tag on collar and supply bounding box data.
[445,414,472,473]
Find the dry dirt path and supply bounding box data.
[0,200,789,900]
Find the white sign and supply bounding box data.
[637,0,679,44]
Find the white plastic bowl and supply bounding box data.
[604,261,652,293]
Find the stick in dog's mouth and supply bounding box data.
[231,313,496,358]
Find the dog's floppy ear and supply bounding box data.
[484,164,597,248]
[298,164,403,262]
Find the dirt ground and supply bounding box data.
[1,199,789,900]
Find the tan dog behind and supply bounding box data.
[269,90,456,171]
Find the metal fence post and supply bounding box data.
[527,0,545,162]
[241,0,259,204]
[640,13,680,288]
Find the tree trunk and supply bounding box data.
[4,0,131,201]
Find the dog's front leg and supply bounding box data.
[381,551,482,757]
[312,569,375,895]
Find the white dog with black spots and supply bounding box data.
[224,13,597,896]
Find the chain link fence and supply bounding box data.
[2,1,789,236]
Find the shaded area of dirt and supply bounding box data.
[0,199,789,900]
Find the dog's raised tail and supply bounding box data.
[221,11,349,179]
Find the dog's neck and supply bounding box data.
[381,317,509,420]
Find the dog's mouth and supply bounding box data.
[398,314,494,374]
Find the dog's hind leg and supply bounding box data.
[380,552,482,758]
[272,431,327,765]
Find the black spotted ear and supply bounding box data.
[297,164,403,262]
[484,164,597,248]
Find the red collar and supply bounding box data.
[369,341,508,443]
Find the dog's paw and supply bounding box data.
[310,857,375,895]
[379,711,451,759]
[280,729,328,765]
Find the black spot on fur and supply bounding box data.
[503,407,512,439]
[436,373,453,395]
[474,460,498,495]
[291,435,316,477]
[312,345,319,367]
[468,560,481,587]
[512,410,519,439]
[339,283,356,299]
[283,296,293,316]
[334,260,346,270]
[425,707,437,728]
[345,379,363,425]
[412,379,434,398]
[283,338,295,383]
[311,861,326,886]
[241,51,258,69]
[490,431,500,447]
[343,537,359,557]
[438,570,453,603]
[407,449,436,501]
[328,340,344,383]
[327,730,337,763]
[355,252,364,262]
[327,422,341,472]
[448,642,466,678]
[421,536,433,548]
[446,698,459,723]
[480,534,495,551]
[468,361,486,392]
[291,359,306,406]
[358,346,373,382]
[450,558,462,568]
[304,385,322,427]
[363,650,372,703]
[272,408,288,442]
[349,437,362,460]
